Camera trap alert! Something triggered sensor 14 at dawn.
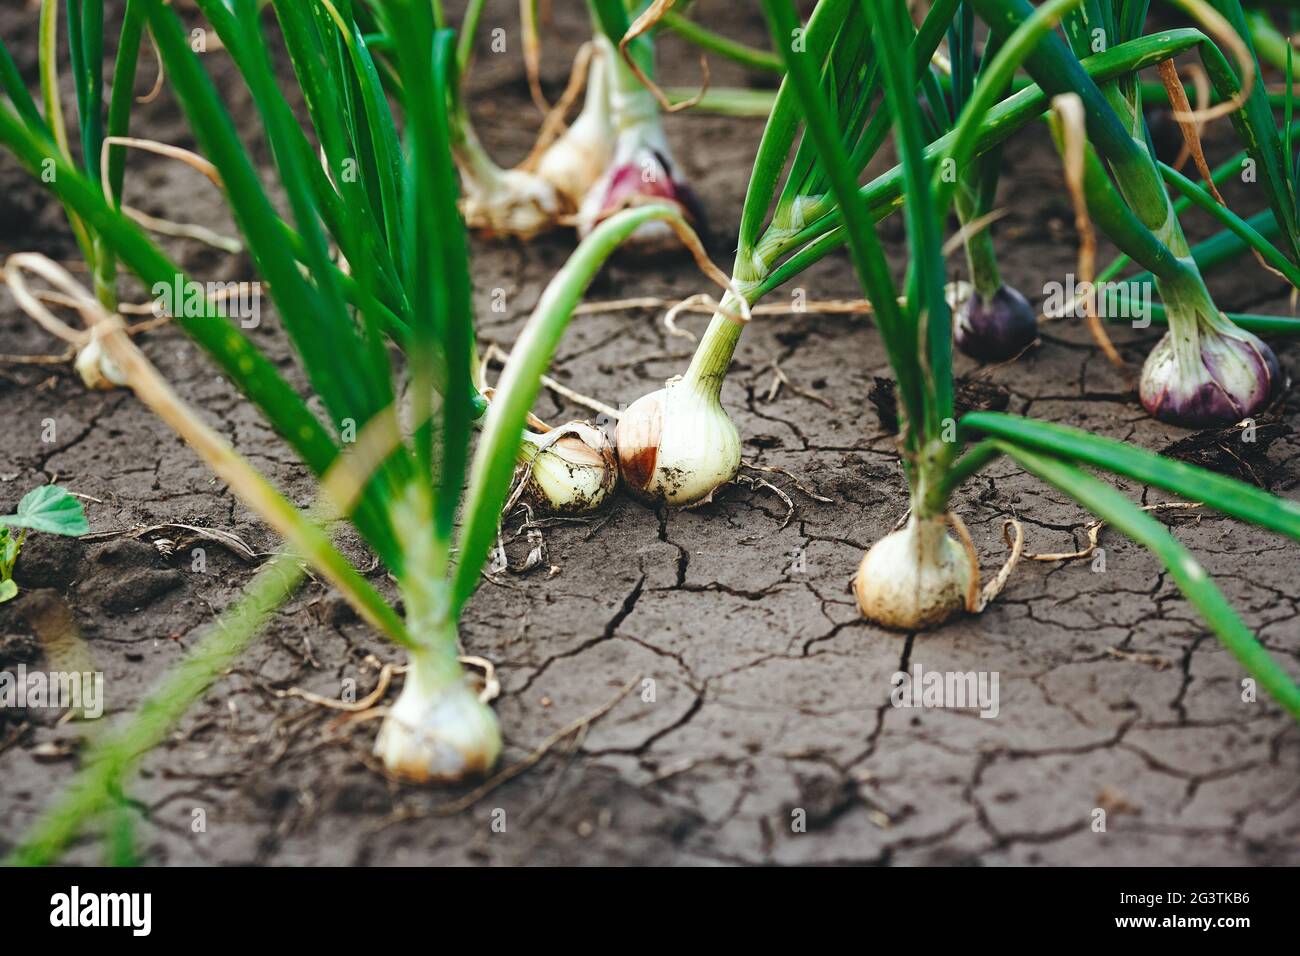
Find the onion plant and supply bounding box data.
[0,0,708,859]
[6,1,148,323]
[613,0,1300,508]
[580,0,704,250]
[617,0,960,505]
[972,0,1294,426]
[402,0,698,248]
[243,0,620,513]
[753,0,1299,719]
[931,4,1040,361]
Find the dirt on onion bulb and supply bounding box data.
[519,422,618,513]
[1139,315,1280,427]
[374,657,501,784]
[951,281,1038,362]
[854,515,973,630]
[615,378,740,506]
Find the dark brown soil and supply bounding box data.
[1,1,1298,866]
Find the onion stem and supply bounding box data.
[954,183,1004,299]
[659,9,783,74]
[38,0,95,273]
[680,297,746,397]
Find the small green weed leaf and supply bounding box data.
[5,486,90,536]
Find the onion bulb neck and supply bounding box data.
[534,38,614,209]
[854,514,973,630]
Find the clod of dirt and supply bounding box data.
[868,376,1011,434]
[1160,417,1290,487]
[787,772,856,829]
[867,378,900,433]
[0,631,41,668]
[96,568,186,613]
[12,533,84,589]
[320,592,360,626]
[92,538,161,566]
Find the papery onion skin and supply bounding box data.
[615,383,740,506]
[374,676,501,784]
[1139,325,1280,428]
[854,516,972,630]
[74,338,127,391]
[577,145,703,253]
[616,390,664,494]
[522,423,618,514]
[954,284,1038,362]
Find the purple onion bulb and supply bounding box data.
[1139,324,1279,427]
[954,284,1039,362]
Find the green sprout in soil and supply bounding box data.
[0,486,89,604]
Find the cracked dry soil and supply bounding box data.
[2,1,1299,866]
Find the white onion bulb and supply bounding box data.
[374,669,501,784]
[854,515,973,630]
[615,380,740,506]
[521,422,617,513]
[535,40,614,208]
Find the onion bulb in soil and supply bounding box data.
[616,378,740,506]
[74,337,127,390]
[456,123,562,240]
[1139,315,1280,427]
[374,660,501,784]
[574,48,701,252]
[951,282,1038,362]
[854,515,973,630]
[519,422,618,513]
